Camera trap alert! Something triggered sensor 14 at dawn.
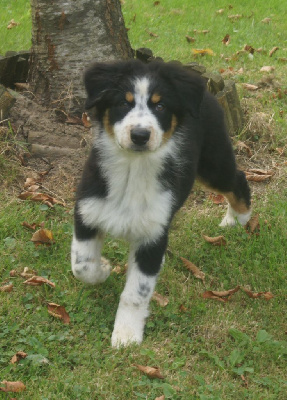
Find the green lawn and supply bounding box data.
[1,0,287,399]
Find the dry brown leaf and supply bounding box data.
[0,381,26,393]
[47,303,70,324]
[185,35,195,43]
[133,364,164,379]
[18,191,65,207]
[261,17,271,24]
[181,257,205,281]
[31,229,54,246]
[24,177,40,188]
[194,29,210,34]
[10,351,28,364]
[228,14,242,21]
[245,214,260,234]
[241,287,274,300]
[20,267,37,278]
[202,286,240,302]
[208,193,225,204]
[0,284,13,292]
[179,304,187,312]
[242,83,259,91]
[236,141,253,157]
[82,112,91,128]
[152,291,169,307]
[155,396,165,400]
[222,34,230,45]
[146,30,158,38]
[7,19,19,29]
[10,270,18,277]
[260,66,275,73]
[216,9,225,15]
[23,276,55,288]
[203,235,226,246]
[245,173,272,182]
[21,221,39,230]
[269,46,279,57]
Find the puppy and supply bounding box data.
[71,60,251,347]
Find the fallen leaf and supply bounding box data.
[181,257,205,281]
[10,270,18,277]
[47,303,70,324]
[260,66,275,73]
[244,45,255,54]
[245,172,272,182]
[10,351,28,364]
[154,1,160,5]
[20,267,37,278]
[21,221,38,230]
[146,30,158,38]
[0,284,13,292]
[228,14,242,21]
[275,147,285,156]
[247,168,274,176]
[242,83,259,91]
[222,34,230,45]
[23,276,55,288]
[216,9,225,15]
[202,286,240,302]
[241,374,249,388]
[185,35,195,43]
[155,396,165,400]
[133,364,164,379]
[194,29,210,34]
[0,381,26,393]
[152,291,169,307]
[192,48,215,56]
[18,191,65,207]
[261,17,271,24]
[82,112,91,128]
[203,235,226,246]
[31,229,54,246]
[24,177,40,188]
[241,287,274,300]
[236,141,253,157]
[209,193,225,204]
[269,46,279,57]
[7,19,19,29]
[179,304,187,312]
[245,214,260,234]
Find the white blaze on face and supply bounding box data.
[113,77,164,151]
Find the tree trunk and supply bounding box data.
[29,0,132,115]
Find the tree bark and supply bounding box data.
[29,0,132,115]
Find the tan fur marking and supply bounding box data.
[151,93,161,104]
[224,192,249,213]
[103,109,114,136]
[163,115,178,142]
[198,181,250,213]
[125,92,134,103]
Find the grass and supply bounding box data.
[1,0,287,399]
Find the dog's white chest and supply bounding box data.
[78,149,173,242]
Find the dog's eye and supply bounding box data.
[119,101,131,108]
[155,103,165,112]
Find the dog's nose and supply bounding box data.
[130,127,151,146]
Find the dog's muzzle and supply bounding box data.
[130,127,151,146]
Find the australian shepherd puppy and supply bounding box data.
[71,60,251,347]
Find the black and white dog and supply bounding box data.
[71,60,251,347]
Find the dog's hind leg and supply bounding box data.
[111,234,168,347]
[218,170,251,227]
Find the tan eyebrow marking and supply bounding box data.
[125,92,134,102]
[151,93,161,103]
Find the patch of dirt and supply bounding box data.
[5,92,93,205]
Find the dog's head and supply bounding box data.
[84,60,206,152]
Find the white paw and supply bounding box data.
[220,206,251,227]
[111,324,143,348]
[72,257,111,285]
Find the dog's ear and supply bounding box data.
[159,63,206,118]
[84,62,123,110]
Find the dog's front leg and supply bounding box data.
[71,229,111,285]
[111,235,168,347]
